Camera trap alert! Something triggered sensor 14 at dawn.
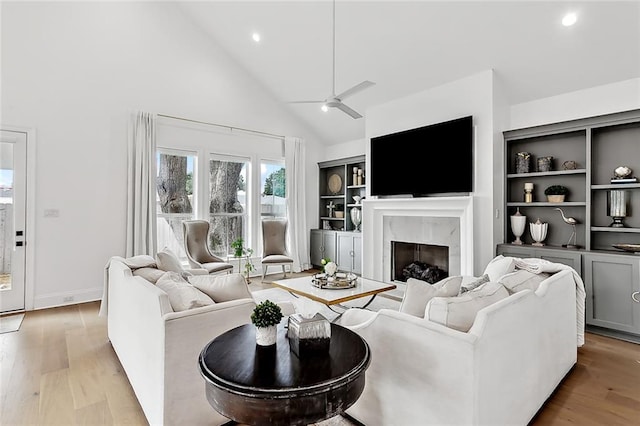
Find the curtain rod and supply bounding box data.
[157,113,285,140]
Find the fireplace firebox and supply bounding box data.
[391,241,449,283]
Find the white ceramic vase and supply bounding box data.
[510,208,526,245]
[529,219,548,246]
[255,325,277,346]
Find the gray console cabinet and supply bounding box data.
[496,244,582,272]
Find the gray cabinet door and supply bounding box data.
[310,230,337,268]
[583,253,640,335]
[336,232,362,275]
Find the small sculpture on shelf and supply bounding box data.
[326,201,336,218]
[554,208,579,248]
[611,166,637,184]
[510,208,526,245]
[537,156,553,172]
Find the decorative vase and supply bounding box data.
[529,218,548,246]
[510,208,526,245]
[352,195,362,204]
[537,156,553,172]
[255,325,278,346]
[350,207,362,232]
[515,152,531,174]
[547,195,565,203]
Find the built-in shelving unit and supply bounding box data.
[499,109,640,343]
[311,155,366,273]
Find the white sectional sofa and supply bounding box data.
[340,258,585,426]
[100,256,293,426]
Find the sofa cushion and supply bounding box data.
[499,270,551,294]
[155,271,214,312]
[483,255,516,281]
[188,273,252,303]
[132,267,165,284]
[459,274,490,294]
[156,247,185,273]
[425,281,509,332]
[399,276,463,318]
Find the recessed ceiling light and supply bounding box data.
[321,105,329,113]
[562,13,577,27]
[252,32,261,42]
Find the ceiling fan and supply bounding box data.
[289,0,375,119]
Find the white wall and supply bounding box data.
[365,70,498,274]
[509,78,640,130]
[1,1,324,309]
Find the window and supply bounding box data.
[156,149,196,259]
[155,119,286,265]
[261,160,286,218]
[208,155,250,257]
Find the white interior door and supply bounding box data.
[0,130,27,313]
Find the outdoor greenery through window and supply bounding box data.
[208,155,249,257]
[261,160,285,218]
[155,149,286,263]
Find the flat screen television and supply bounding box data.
[370,115,473,197]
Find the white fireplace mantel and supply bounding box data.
[361,197,474,282]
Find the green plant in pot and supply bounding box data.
[231,238,255,283]
[544,185,569,203]
[251,300,283,346]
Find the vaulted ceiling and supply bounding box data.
[178,1,640,145]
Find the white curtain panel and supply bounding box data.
[284,136,310,271]
[126,110,157,257]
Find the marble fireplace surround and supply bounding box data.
[361,197,474,286]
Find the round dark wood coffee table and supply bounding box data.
[198,322,370,426]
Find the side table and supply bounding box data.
[199,322,370,425]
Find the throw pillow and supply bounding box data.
[425,281,509,332]
[132,267,165,284]
[188,273,252,303]
[399,276,463,318]
[156,247,185,273]
[483,255,516,282]
[155,271,214,312]
[499,270,551,294]
[459,274,490,294]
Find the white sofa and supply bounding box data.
[340,266,583,426]
[101,256,293,426]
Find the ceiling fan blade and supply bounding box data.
[335,102,363,119]
[287,100,325,104]
[335,80,375,101]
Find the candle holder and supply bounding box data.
[524,182,534,203]
[608,190,627,228]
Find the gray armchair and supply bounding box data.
[182,220,234,275]
[261,218,294,279]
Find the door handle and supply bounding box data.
[632,292,640,303]
[16,230,24,236]
[16,241,24,247]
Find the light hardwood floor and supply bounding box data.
[1,299,639,425]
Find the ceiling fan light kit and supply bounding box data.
[289,0,374,119]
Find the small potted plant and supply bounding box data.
[231,238,254,283]
[251,300,283,346]
[544,185,569,203]
[320,257,338,277]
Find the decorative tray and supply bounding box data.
[311,273,357,289]
[612,243,640,253]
